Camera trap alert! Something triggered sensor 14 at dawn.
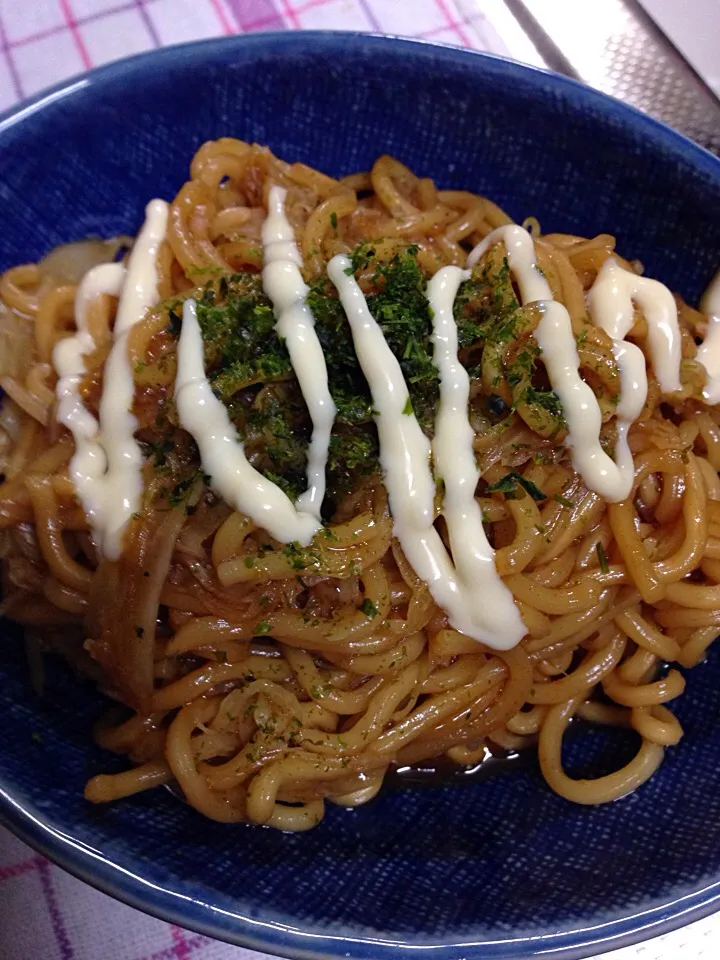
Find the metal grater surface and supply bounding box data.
[501,0,720,153]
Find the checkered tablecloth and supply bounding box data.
[0,0,515,110]
[1,1,719,958]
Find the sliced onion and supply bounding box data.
[39,235,133,284]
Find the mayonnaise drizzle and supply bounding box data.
[55,181,720,653]
[175,299,320,545]
[588,257,681,395]
[468,225,636,501]
[698,270,720,404]
[586,259,651,499]
[327,254,521,647]
[427,266,526,647]
[261,186,335,516]
[533,300,638,501]
[53,199,168,559]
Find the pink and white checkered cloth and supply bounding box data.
[0,2,719,958]
[0,0,513,109]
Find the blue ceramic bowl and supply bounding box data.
[2,32,720,960]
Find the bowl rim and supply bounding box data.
[1,29,720,960]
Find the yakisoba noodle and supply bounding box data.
[1,140,719,831]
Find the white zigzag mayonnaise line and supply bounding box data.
[470,226,645,502]
[328,253,524,648]
[261,186,336,517]
[427,265,526,647]
[698,270,720,404]
[54,199,168,559]
[72,193,719,650]
[175,299,321,546]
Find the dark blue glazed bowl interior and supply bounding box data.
[1,32,720,960]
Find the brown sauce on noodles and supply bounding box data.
[1,140,719,831]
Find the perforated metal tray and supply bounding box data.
[495,0,720,152]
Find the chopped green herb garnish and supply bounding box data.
[596,542,609,574]
[148,246,558,519]
[486,471,547,501]
[167,306,182,336]
[168,473,201,507]
[253,619,271,635]
[359,598,378,618]
[151,439,174,468]
[330,211,338,230]
[283,541,321,571]
[453,255,518,349]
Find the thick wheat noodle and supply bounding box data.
[166,699,249,822]
[84,760,172,802]
[35,285,75,363]
[151,656,293,711]
[326,630,426,677]
[614,645,656,684]
[504,574,603,615]
[528,630,626,704]
[530,545,580,587]
[0,265,40,314]
[1,141,719,829]
[506,704,548,735]
[0,376,50,426]
[678,626,719,668]
[302,191,358,276]
[537,241,587,324]
[539,698,666,803]
[603,667,686,706]
[395,650,531,763]
[536,646,574,676]
[217,518,392,586]
[300,663,421,756]
[94,711,169,753]
[614,608,680,661]
[576,700,630,727]
[630,705,683,746]
[25,362,56,410]
[494,499,544,574]
[209,206,253,241]
[608,500,666,603]
[540,493,605,563]
[24,476,93,592]
[43,577,88,614]
[698,457,720,498]
[420,653,486,693]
